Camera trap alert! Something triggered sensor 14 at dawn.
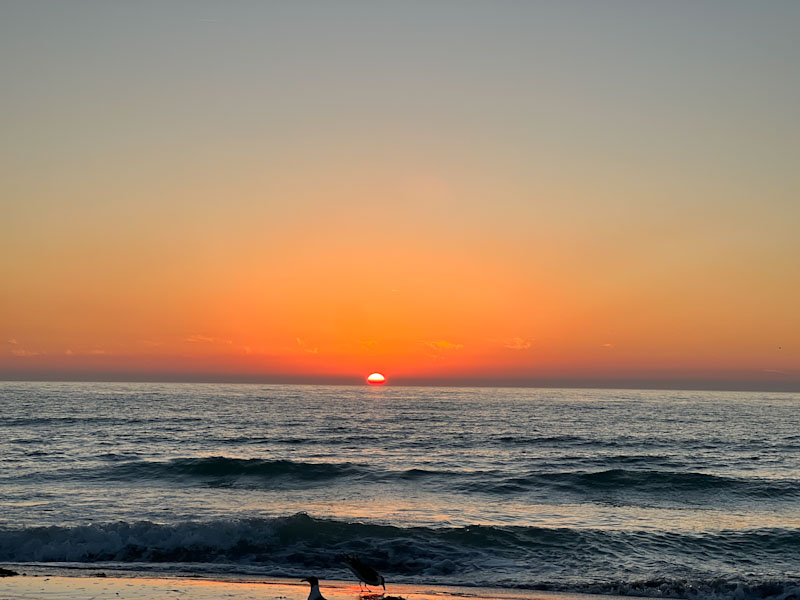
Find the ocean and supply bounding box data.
[1,382,798,599]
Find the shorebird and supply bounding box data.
[342,554,386,591]
[301,576,327,600]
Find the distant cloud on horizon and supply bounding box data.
[763,369,788,376]
[185,334,233,345]
[425,340,464,352]
[296,337,319,354]
[504,337,532,350]
[63,348,109,356]
[11,348,42,357]
[6,338,41,357]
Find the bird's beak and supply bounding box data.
[301,578,309,582]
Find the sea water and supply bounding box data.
[1,382,798,599]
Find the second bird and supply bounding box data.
[342,555,386,591]
[302,577,326,600]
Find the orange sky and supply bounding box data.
[2,3,798,389]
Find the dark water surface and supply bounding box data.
[1,382,798,598]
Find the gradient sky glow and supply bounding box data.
[2,1,799,389]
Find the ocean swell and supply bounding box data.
[475,469,800,500]
[19,456,800,501]
[102,457,368,483]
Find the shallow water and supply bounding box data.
[1,382,799,598]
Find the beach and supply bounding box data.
[0,573,625,600]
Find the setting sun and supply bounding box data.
[367,373,386,385]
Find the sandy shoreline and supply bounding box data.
[0,572,631,600]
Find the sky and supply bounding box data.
[1,1,798,390]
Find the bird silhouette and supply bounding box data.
[301,576,327,600]
[342,554,386,591]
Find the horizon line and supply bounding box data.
[1,374,798,394]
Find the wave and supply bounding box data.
[4,416,151,427]
[16,455,800,501]
[102,457,369,483]
[211,434,387,446]
[1,514,798,597]
[96,458,800,498]
[492,434,800,454]
[538,468,769,490]
[473,469,800,500]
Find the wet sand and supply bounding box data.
[0,574,632,600]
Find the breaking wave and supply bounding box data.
[1,514,798,599]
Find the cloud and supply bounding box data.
[504,337,532,350]
[425,340,464,351]
[11,349,42,357]
[185,334,233,345]
[65,349,74,356]
[4,337,41,356]
[296,337,319,354]
[763,369,788,376]
[602,343,614,349]
[89,349,109,355]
